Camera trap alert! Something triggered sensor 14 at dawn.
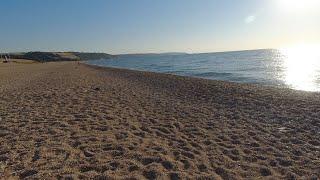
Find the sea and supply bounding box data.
[87,49,320,92]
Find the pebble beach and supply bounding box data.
[0,61,319,179]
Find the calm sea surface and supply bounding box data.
[87,49,320,92]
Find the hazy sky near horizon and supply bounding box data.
[0,0,319,54]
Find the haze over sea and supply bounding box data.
[88,48,320,92]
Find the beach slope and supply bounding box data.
[0,62,319,179]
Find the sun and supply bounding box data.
[278,0,320,13]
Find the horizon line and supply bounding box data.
[2,47,277,56]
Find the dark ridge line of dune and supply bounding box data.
[5,52,115,62]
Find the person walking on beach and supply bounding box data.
[3,55,8,63]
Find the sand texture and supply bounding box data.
[0,62,319,179]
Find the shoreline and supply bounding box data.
[84,61,320,94]
[83,62,320,95]
[1,61,319,179]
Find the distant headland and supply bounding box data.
[2,52,115,62]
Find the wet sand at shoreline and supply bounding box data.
[0,61,319,179]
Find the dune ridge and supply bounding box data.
[5,52,115,62]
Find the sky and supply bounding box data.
[0,0,319,54]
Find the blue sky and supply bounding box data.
[0,0,319,54]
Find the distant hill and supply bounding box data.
[72,52,114,61]
[9,52,114,62]
[119,52,188,56]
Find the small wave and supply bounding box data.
[163,70,186,74]
[194,72,233,77]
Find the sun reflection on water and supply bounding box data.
[280,44,320,91]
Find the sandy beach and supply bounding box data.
[0,61,319,179]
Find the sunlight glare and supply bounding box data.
[278,0,320,13]
[281,44,320,91]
